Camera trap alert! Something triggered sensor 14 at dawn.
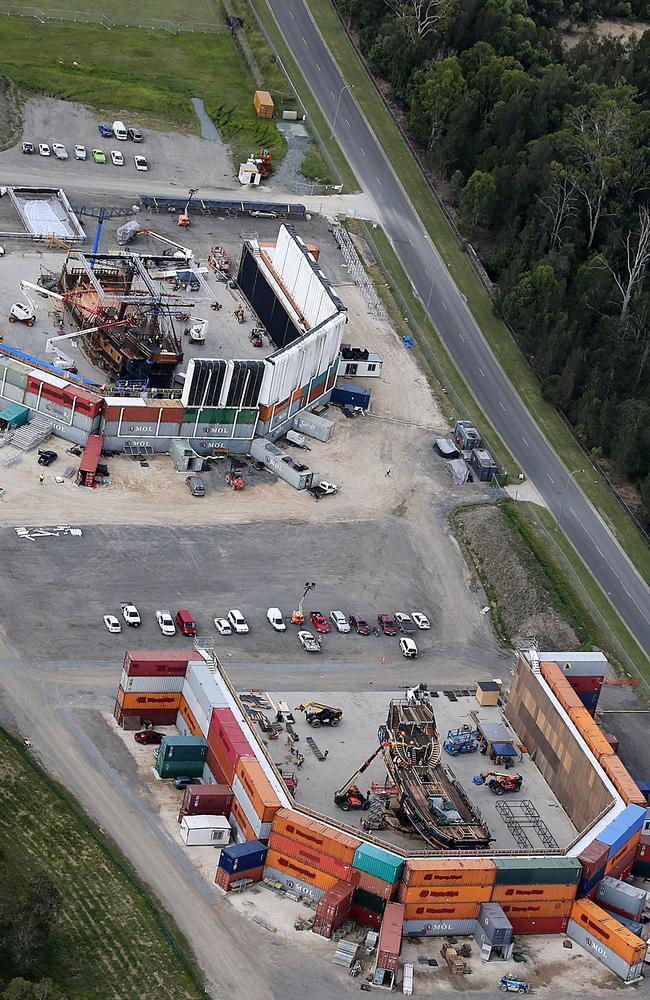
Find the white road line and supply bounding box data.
[478,367,485,377]
[441,300,448,310]
[360,147,367,157]
[498,401,506,411]
[376,176,383,186]
[584,527,605,558]
[459,333,465,343]
[547,473,555,485]
[345,118,351,128]
[315,63,321,72]
[521,436,530,446]
[289,8,294,15]
[303,36,308,45]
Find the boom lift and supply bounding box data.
[473,771,523,795]
[334,743,390,811]
[296,703,343,728]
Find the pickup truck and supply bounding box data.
[308,481,339,501]
[121,602,141,627]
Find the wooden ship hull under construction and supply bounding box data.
[383,698,491,850]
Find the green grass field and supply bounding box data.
[0,0,223,26]
[0,728,203,999]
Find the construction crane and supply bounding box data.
[71,204,140,257]
[291,581,316,626]
[334,743,392,811]
[296,703,343,728]
[473,771,523,795]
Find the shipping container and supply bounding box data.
[597,804,646,859]
[118,688,181,711]
[113,703,177,727]
[402,858,496,888]
[205,747,228,785]
[569,900,647,964]
[399,883,493,904]
[353,843,404,884]
[567,706,615,760]
[254,89,274,118]
[272,808,361,864]
[377,902,404,971]
[350,904,383,931]
[606,845,640,879]
[228,812,246,845]
[509,916,569,935]
[179,784,232,821]
[158,735,208,763]
[185,660,229,722]
[229,798,259,844]
[330,382,371,409]
[353,888,387,916]
[231,780,272,842]
[477,903,513,946]
[208,709,253,778]
[219,840,267,874]
[123,651,195,677]
[491,883,577,903]
[180,683,211,738]
[215,863,264,892]
[539,660,585,712]
[317,881,355,919]
[632,858,650,877]
[119,671,185,694]
[202,760,228,785]
[578,870,607,900]
[178,697,204,738]
[356,869,398,900]
[403,918,477,937]
[263,865,327,902]
[292,411,335,443]
[539,652,607,677]
[180,814,231,847]
[267,832,354,882]
[404,902,480,921]
[265,849,338,892]
[567,919,644,982]
[499,900,574,918]
[493,857,581,886]
[157,758,205,780]
[601,758,647,807]
[235,756,281,822]
[596,876,646,920]
[599,908,645,936]
[578,839,610,882]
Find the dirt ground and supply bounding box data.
[561,16,650,47]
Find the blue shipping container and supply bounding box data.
[577,868,606,898]
[577,690,600,712]
[599,908,645,937]
[597,805,646,859]
[330,383,371,410]
[219,840,267,874]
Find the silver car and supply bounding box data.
[329,610,350,633]
[186,475,205,497]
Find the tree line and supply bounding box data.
[336,0,650,525]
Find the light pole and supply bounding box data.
[558,468,584,528]
[331,85,350,140]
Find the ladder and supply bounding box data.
[306,736,327,761]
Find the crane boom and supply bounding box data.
[334,744,387,800]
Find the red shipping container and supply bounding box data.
[113,702,178,726]
[317,882,355,919]
[124,651,193,677]
[377,902,404,972]
[607,846,638,880]
[312,916,335,938]
[566,674,603,692]
[357,869,399,900]
[578,840,610,882]
[268,832,354,883]
[508,916,569,935]
[350,904,383,931]
[179,784,232,821]
[206,746,230,785]
[636,842,650,859]
[215,864,264,891]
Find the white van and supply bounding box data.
[112,120,127,140]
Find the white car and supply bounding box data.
[52,143,68,160]
[103,614,122,633]
[110,149,124,166]
[156,609,176,636]
[38,143,51,156]
[329,610,350,633]
[121,602,141,627]
[213,617,232,636]
[319,481,339,495]
[267,607,286,631]
[399,637,418,658]
[134,155,148,171]
[298,630,321,653]
[227,609,249,634]
[74,144,87,160]
[411,612,431,630]
[394,612,417,634]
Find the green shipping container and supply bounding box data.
[494,857,581,886]
[353,843,404,884]
[353,888,387,915]
[156,759,205,779]
[158,735,208,764]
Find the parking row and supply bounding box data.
[22,141,149,170]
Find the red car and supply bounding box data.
[134,730,164,745]
[349,615,370,635]
[309,610,330,633]
[377,614,397,636]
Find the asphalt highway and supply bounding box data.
[267,0,650,660]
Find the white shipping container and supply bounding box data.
[176,710,191,737]
[566,920,644,982]
[179,680,211,738]
[262,865,326,902]
[185,660,229,720]
[180,814,231,847]
[120,671,185,694]
[232,776,273,840]
[403,919,477,937]
[596,876,646,920]
[228,812,247,845]
[203,763,220,785]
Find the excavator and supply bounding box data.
[334,742,393,811]
[473,771,523,795]
[296,703,343,728]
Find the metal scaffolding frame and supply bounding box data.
[495,799,560,851]
[331,225,387,321]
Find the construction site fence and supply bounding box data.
[1,4,228,32]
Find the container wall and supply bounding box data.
[119,672,185,694]
[569,900,646,965]
[353,843,404,884]
[265,848,338,892]
[235,755,282,822]
[271,808,361,864]
[491,883,577,903]
[267,832,355,883]
[403,902,481,921]
[567,920,644,982]
[399,884,493,905]
[403,918,477,937]
[402,858,496,888]
[263,865,327,902]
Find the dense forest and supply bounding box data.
[335,0,650,526]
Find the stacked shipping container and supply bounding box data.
[567,899,646,982]
[114,652,198,726]
[216,840,267,891]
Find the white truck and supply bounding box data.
[121,602,141,627]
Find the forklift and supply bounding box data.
[225,459,245,490]
[473,771,523,795]
[296,703,343,728]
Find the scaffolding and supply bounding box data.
[495,799,559,851]
[331,226,386,321]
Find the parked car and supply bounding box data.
[102,614,122,633]
[156,609,176,636]
[110,149,124,166]
[74,144,87,160]
[267,607,286,631]
[22,141,34,154]
[173,776,196,790]
[128,127,143,142]
[227,609,249,634]
[309,610,330,633]
[411,612,431,629]
[134,155,148,172]
[52,143,68,160]
[399,637,418,658]
[98,122,113,137]
[186,475,205,497]
[134,730,164,745]
[38,143,51,156]
[298,630,321,653]
[349,615,370,636]
[213,617,232,636]
[92,148,106,164]
[377,614,397,636]
[121,602,141,627]
[329,610,350,633]
[175,609,196,636]
[37,449,57,466]
[394,612,417,634]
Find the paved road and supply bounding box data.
[266,0,650,661]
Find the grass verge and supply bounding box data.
[304,0,650,588]
[0,727,203,999]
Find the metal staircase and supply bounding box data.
[11,414,54,451]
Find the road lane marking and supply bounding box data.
[315,63,321,72]
[498,401,506,411]
[459,333,465,343]
[478,367,485,377]
[360,147,367,156]
[441,300,447,310]
[303,36,308,45]
[376,176,383,185]
[289,8,294,15]
[547,473,555,485]
[345,118,351,127]
[521,436,530,446]
[584,527,604,558]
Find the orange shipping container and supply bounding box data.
[265,848,338,892]
[404,901,480,921]
[540,661,585,712]
[601,756,647,807]
[271,808,361,864]
[267,832,354,882]
[253,90,274,118]
[605,843,639,878]
[402,858,496,888]
[568,707,615,761]
[179,695,203,737]
[399,883,492,905]
[117,687,181,711]
[500,900,574,919]
[235,756,281,822]
[230,798,256,843]
[570,900,647,965]
[492,884,577,903]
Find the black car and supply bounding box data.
[37,450,58,466]
[173,776,198,790]
[127,127,143,142]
